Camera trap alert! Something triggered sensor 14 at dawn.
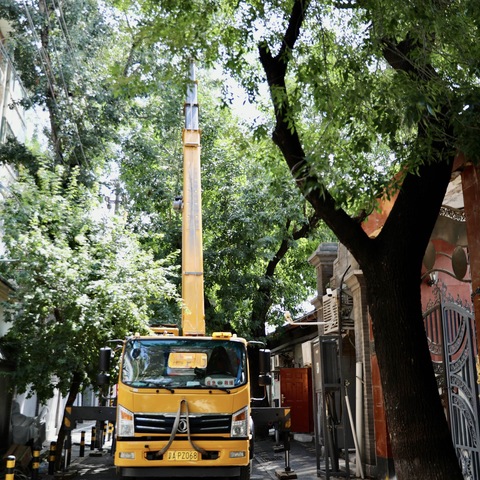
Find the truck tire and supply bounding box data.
[238,461,252,480]
[116,467,134,480]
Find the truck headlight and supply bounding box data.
[117,405,134,437]
[231,407,248,438]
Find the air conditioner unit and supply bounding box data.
[271,355,280,370]
[322,289,354,334]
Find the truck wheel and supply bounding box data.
[116,467,134,480]
[238,461,252,480]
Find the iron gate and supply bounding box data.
[424,299,480,479]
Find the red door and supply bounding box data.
[280,367,313,433]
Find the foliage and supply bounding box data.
[0,166,179,400]
[103,0,479,476]
[115,68,333,337]
[0,0,127,182]
[3,0,475,471]
[0,138,43,177]
[110,0,480,200]
[200,107,332,335]
[0,0,333,360]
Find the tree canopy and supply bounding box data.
[1,0,479,477]
[116,72,332,337]
[0,165,178,400]
[0,0,330,382]
[101,0,478,478]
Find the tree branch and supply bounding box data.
[378,30,456,258]
[267,211,321,277]
[381,34,437,81]
[258,0,370,258]
[251,211,322,338]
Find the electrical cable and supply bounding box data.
[22,0,59,107]
[21,0,93,168]
[47,0,126,197]
[14,0,124,205]
[39,0,88,167]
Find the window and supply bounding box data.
[121,338,247,389]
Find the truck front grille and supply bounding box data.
[135,413,231,435]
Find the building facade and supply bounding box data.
[269,159,479,479]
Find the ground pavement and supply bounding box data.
[30,423,353,480]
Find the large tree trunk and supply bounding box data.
[258,1,464,477]
[364,263,461,478]
[353,158,463,479]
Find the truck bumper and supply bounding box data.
[115,438,250,476]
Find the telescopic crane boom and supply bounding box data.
[63,64,293,480]
[181,62,205,335]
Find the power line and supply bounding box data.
[48,0,126,191]
[21,0,58,106]
[39,0,89,167]
[45,0,122,176]
[50,0,73,51]
[21,0,89,168]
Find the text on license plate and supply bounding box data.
[166,450,199,461]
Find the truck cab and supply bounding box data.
[115,333,253,479]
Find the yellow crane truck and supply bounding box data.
[65,64,291,480]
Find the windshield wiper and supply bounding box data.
[147,381,175,392]
[129,381,175,393]
[198,385,231,394]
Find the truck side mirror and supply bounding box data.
[99,347,112,371]
[258,349,272,386]
[97,372,111,386]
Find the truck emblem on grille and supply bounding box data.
[178,418,188,433]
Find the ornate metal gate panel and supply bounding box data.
[424,299,480,479]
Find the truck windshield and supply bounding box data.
[121,338,247,389]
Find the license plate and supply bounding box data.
[166,450,199,461]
